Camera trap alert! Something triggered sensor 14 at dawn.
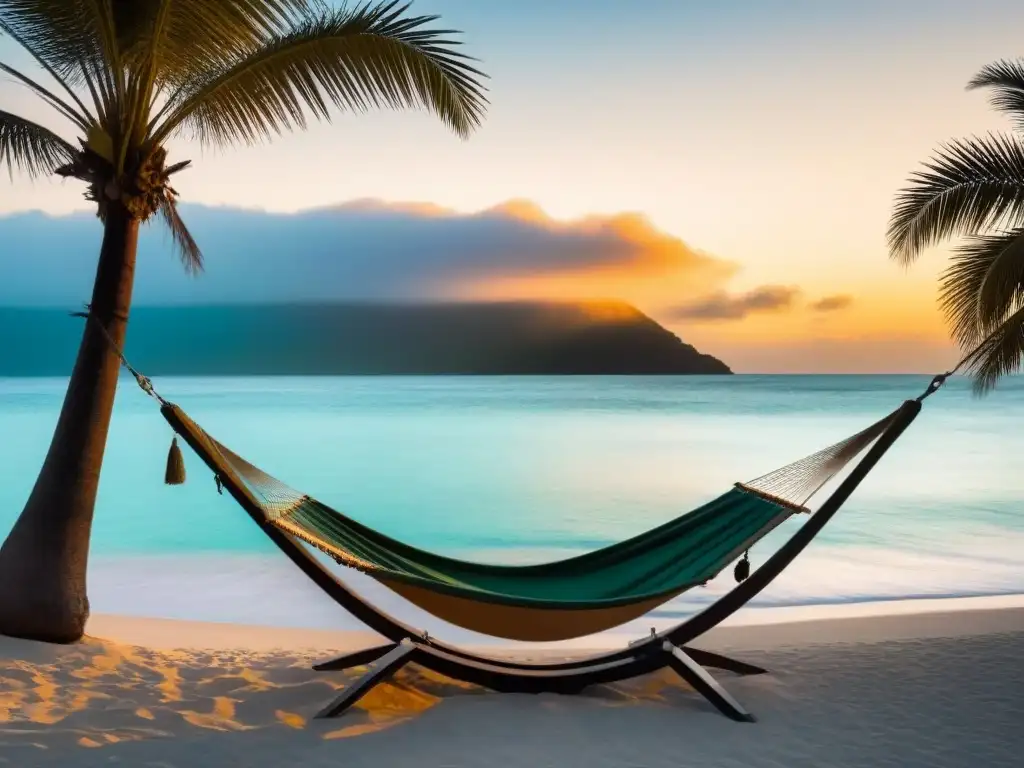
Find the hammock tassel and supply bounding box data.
[733,551,750,583]
[165,436,186,485]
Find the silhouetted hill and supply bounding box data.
[0,302,731,376]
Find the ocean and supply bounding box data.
[1,374,1022,643]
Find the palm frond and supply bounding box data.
[117,0,312,150]
[967,59,1024,133]
[120,0,310,87]
[939,228,1024,346]
[165,159,192,176]
[1,1,316,130]
[0,1,96,73]
[977,229,1024,325]
[959,302,1024,394]
[158,195,204,274]
[151,0,488,147]
[887,133,1024,265]
[0,0,118,120]
[0,109,75,179]
[0,9,95,127]
[0,59,90,130]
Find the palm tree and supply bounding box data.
[888,59,1024,393]
[0,0,487,644]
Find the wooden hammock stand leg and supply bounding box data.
[663,643,755,722]
[313,642,399,671]
[668,646,767,677]
[315,640,419,719]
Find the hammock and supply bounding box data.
[81,306,962,720]
[162,401,897,641]
[154,388,925,723]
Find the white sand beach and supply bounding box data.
[1,596,1022,768]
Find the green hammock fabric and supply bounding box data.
[270,487,792,609]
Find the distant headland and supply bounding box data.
[0,302,731,376]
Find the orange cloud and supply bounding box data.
[666,286,801,321]
[810,294,854,312]
[664,281,954,373]
[457,201,736,305]
[663,287,857,324]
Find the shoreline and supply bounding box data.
[84,593,1024,653]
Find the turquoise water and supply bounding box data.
[1,374,1022,640]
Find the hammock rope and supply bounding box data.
[71,305,168,407]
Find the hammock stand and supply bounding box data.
[80,307,956,723]
[161,396,922,723]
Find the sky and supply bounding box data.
[1,0,1023,373]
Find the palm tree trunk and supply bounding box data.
[0,203,139,644]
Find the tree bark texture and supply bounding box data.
[0,204,139,643]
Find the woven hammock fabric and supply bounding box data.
[269,487,790,608]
